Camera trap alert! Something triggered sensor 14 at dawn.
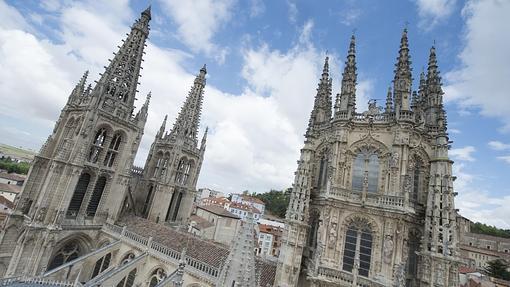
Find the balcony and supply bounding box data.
[316,266,386,287]
[326,187,415,213]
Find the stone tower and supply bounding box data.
[134,65,208,224]
[0,7,152,277]
[275,30,461,287]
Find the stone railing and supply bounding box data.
[316,266,385,287]
[328,187,414,213]
[102,223,219,282]
[0,276,82,286]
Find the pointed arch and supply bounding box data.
[67,172,91,218]
[86,176,107,216]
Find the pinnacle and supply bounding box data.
[322,56,329,78]
[348,34,356,56]
[142,5,151,19]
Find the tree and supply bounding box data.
[470,222,510,238]
[484,259,510,280]
[254,188,291,219]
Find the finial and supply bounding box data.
[142,5,151,18]
[201,64,207,73]
[404,21,409,31]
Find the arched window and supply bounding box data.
[153,157,163,177]
[67,173,91,217]
[62,118,76,139]
[116,268,137,287]
[104,133,122,167]
[88,128,107,163]
[148,268,167,287]
[86,176,107,216]
[91,253,111,279]
[342,218,373,277]
[411,157,423,202]
[175,158,192,185]
[317,155,328,189]
[47,241,81,271]
[352,147,379,193]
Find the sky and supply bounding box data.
[0,0,510,228]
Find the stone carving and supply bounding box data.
[389,152,399,169]
[393,263,406,287]
[383,235,394,264]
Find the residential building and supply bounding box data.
[228,201,261,221]
[193,205,241,245]
[231,193,266,215]
[0,173,25,186]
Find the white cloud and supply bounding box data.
[158,0,235,63]
[414,0,457,29]
[450,146,476,162]
[488,140,510,151]
[454,162,510,228]
[249,0,265,18]
[286,0,298,23]
[497,156,510,165]
[0,1,332,194]
[444,0,510,131]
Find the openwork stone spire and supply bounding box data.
[96,6,151,110]
[424,46,447,130]
[393,28,412,112]
[169,65,207,143]
[335,35,357,120]
[306,56,332,137]
[157,115,168,139]
[67,70,89,105]
[217,213,257,287]
[385,86,393,113]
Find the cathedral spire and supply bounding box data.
[393,28,412,113]
[306,56,332,137]
[135,92,151,123]
[157,115,168,139]
[67,70,89,105]
[335,34,357,119]
[95,7,151,111]
[385,86,393,113]
[169,65,207,143]
[200,127,208,151]
[424,46,446,130]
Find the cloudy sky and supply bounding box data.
[1,0,509,227]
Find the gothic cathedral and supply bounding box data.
[275,31,461,287]
[0,7,207,278]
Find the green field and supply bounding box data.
[0,143,36,161]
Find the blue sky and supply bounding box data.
[0,0,509,227]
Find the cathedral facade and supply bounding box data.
[275,32,462,287]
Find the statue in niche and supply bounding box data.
[383,234,394,264]
[393,263,406,287]
[328,222,337,248]
[389,152,399,169]
[435,263,445,285]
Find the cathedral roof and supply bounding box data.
[118,216,277,286]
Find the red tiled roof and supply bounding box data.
[0,183,21,194]
[0,195,14,209]
[190,215,214,230]
[118,216,276,286]
[241,195,265,205]
[230,202,261,214]
[197,204,240,219]
[0,173,25,182]
[459,266,478,274]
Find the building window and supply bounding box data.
[88,128,107,163]
[342,218,373,277]
[175,158,192,185]
[67,173,91,217]
[352,147,379,193]
[412,157,423,202]
[149,268,167,287]
[116,268,136,287]
[487,246,491,250]
[317,155,328,189]
[86,176,107,216]
[104,134,122,167]
[47,241,81,271]
[91,253,111,279]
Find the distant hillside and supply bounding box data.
[471,222,510,238]
[0,143,36,161]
